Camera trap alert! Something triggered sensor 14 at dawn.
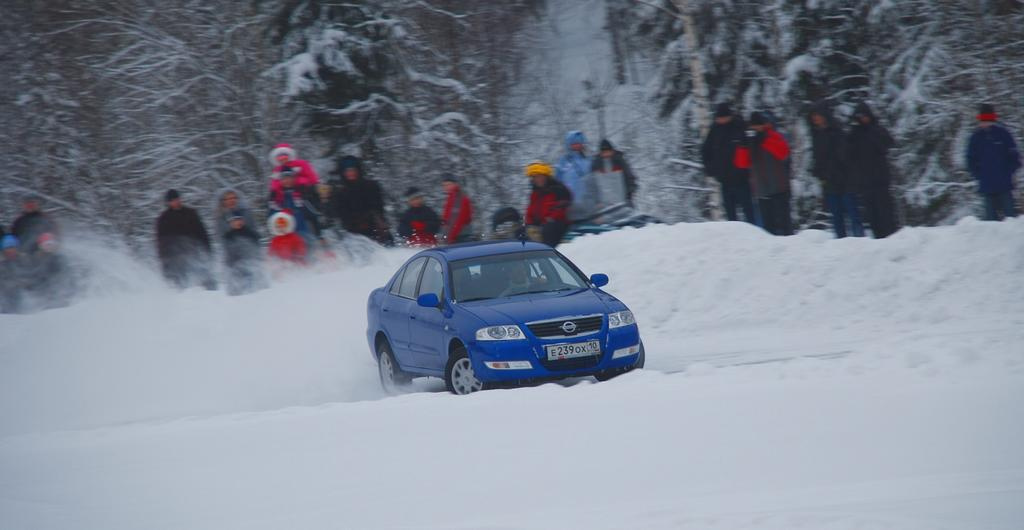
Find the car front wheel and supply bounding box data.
[595,342,645,382]
[445,346,484,395]
[378,341,411,395]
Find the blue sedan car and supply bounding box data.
[366,240,644,395]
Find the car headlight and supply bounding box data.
[475,325,526,341]
[608,310,636,329]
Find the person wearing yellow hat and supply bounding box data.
[524,161,572,247]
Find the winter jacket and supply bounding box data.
[268,232,307,265]
[967,123,1021,194]
[810,114,852,194]
[590,151,638,207]
[526,179,572,226]
[223,226,261,266]
[846,103,896,189]
[441,185,474,242]
[701,116,751,184]
[398,205,441,245]
[329,176,387,239]
[268,184,322,237]
[269,157,319,193]
[748,127,792,198]
[556,131,597,221]
[156,206,212,263]
[214,189,259,241]
[11,211,58,252]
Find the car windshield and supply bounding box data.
[450,250,589,303]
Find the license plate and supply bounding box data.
[545,340,601,361]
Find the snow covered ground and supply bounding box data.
[2,219,1024,529]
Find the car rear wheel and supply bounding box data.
[378,341,411,395]
[445,347,484,395]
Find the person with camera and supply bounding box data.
[701,103,755,223]
[745,112,793,236]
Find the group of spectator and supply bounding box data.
[6,102,1020,307]
[1,196,72,313]
[703,101,1020,239]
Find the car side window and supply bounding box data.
[418,258,445,299]
[389,267,406,296]
[397,257,427,299]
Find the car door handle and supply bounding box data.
[382,307,390,312]
[410,315,417,320]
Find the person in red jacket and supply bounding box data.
[746,112,793,236]
[268,143,320,197]
[525,161,572,247]
[267,211,307,266]
[440,175,474,244]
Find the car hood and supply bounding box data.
[458,289,622,325]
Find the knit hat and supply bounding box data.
[37,232,57,252]
[599,139,614,151]
[978,103,997,122]
[748,112,767,126]
[165,189,181,202]
[404,186,423,201]
[525,161,554,177]
[565,130,587,149]
[268,143,296,165]
[338,155,362,171]
[853,102,876,122]
[1,235,18,250]
[714,102,733,118]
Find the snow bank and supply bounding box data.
[1,219,1023,529]
[2,219,1023,437]
[0,244,415,436]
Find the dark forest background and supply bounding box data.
[2,0,1022,249]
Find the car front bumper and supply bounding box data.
[468,325,642,382]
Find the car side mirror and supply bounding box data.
[417,293,441,309]
[590,273,609,288]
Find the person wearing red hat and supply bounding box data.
[268,143,320,197]
[267,211,308,266]
[967,103,1021,221]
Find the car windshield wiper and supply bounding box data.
[457,296,493,303]
[508,287,580,297]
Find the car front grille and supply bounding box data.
[526,315,603,338]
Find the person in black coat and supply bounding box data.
[701,103,755,223]
[809,103,863,238]
[846,102,899,238]
[222,212,265,296]
[156,189,217,290]
[329,155,393,245]
[11,196,59,253]
[397,187,441,246]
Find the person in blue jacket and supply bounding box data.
[967,103,1021,220]
[555,130,597,222]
